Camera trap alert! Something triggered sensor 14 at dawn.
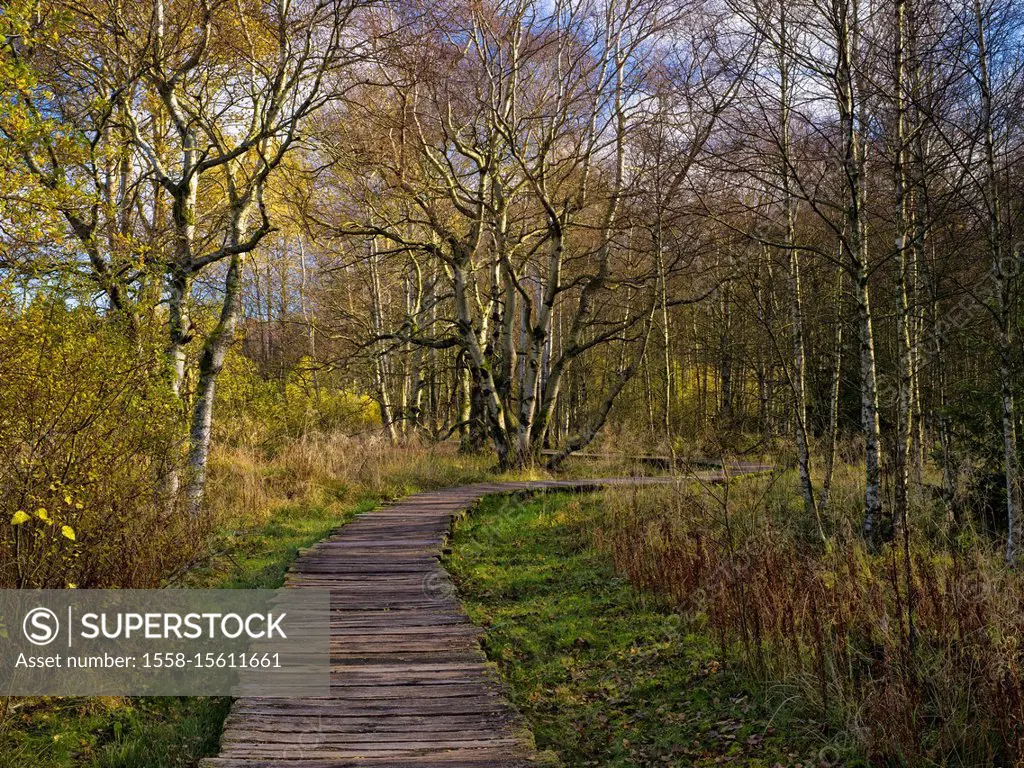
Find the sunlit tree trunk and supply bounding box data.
[185,195,253,517]
[185,258,245,515]
[369,241,399,443]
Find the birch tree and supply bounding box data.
[312,0,740,468]
[4,0,367,514]
[964,0,1022,562]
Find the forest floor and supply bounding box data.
[448,491,843,768]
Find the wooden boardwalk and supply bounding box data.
[199,474,747,768]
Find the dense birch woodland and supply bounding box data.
[3,0,1024,556]
[4,0,1024,761]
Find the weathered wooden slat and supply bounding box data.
[201,757,536,768]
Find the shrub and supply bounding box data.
[0,295,202,588]
[213,350,380,448]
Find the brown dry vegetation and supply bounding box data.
[596,473,1024,765]
[206,435,495,526]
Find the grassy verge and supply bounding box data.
[0,698,230,768]
[447,491,830,767]
[596,471,1023,764]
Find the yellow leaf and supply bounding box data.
[11,511,30,525]
[61,525,75,541]
[36,508,48,521]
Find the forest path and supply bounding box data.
[199,469,765,768]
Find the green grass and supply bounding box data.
[447,492,826,767]
[0,698,230,768]
[186,493,376,589]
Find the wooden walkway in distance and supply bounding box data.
[199,473,752,768]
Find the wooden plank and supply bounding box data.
[201,757,536,767]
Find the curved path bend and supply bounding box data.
[200,470,763,768]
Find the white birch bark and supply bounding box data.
[973,0,1021,563]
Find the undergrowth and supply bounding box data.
[598,472,1024,766]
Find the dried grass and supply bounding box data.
[596,472,1024,765]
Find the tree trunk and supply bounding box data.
[163,157,199,513]
[185,252,246,517]
[820,269,844,514]
[777,3,817,522]
[834,0,884,539]
[855,264,883,539]
[369,241,398,443]
[893,0,914,531]
[974,0,1020,563]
